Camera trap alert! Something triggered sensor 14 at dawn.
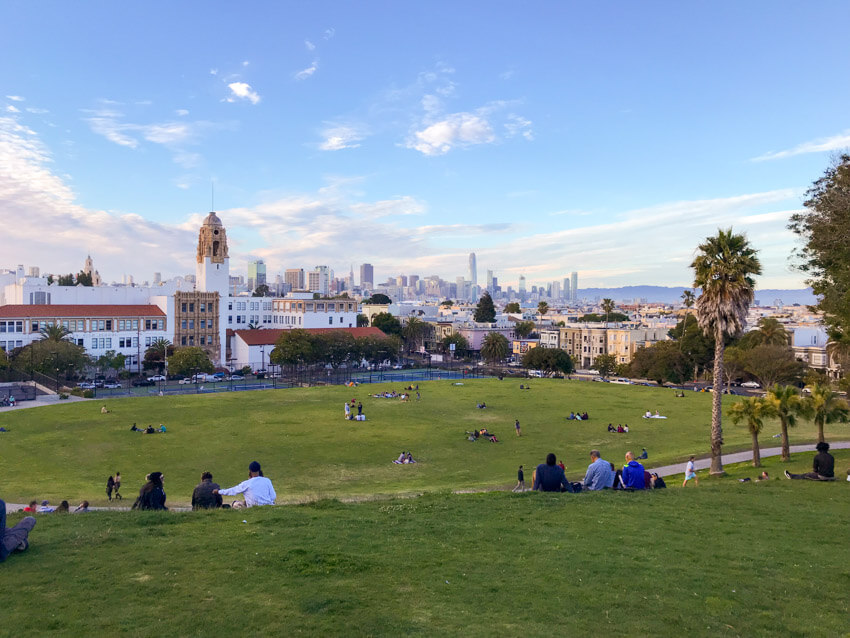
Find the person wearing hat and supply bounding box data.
[214,461,276,508]
[37,500,55,513]
[1,498,37,562]
[131,472,168,510]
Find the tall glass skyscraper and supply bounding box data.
[570,271,578,302]
[468,252,477,287]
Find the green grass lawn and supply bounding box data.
[1,379,848,506]
[2,467,848,638]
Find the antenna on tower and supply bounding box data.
[211,180,215,212]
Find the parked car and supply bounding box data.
[103,382,122,389]
[132,378,155,387]
[78,382,96,389]
[227,374,245,381]
[147,375,166,382]
[741,381,761,389]
[178,378,193,384]
[212,372,227,379]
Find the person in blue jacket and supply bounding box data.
[621,451,646,489]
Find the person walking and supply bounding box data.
[514,419,521,437]
[512,465,525,492]
[106,475,115,502]
[113,472,122,500]
[682,455,699,487]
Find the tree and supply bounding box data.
[46,274,54,285]
[742,344,806,389]
[765,385,804,462]
[319,331,356,368]
[728,397,774,467]
[578,312,629,323]
[440,333,468,356]
[593,353,617,378]
[143,338,173,374]
[692,228,762,475]
[480,332,509,364]
[473,292,496,323]
[356,314,369,328]
[681,289,695,309]
[803,383,849,443]
[96,350,127,376]
[504,302,521,313]
[12,339,89,380]
[270,329,316,368]
[168,347,214,378]
[252,284,270,297]
[522,347,574,375]
[537,301,549,319]
[57,273,74,286]
[440,299,454,307]
[670,315,715,381]
[601,298,615,324]
[39,324,72,342]
[628,341,691,385]
[370,312,402,337]
[402,317,428,353]
[75,271,93,286]
[789,154,850,348]
[745,317,790,346]
[365,293,392,305]
[721,346,747,393]
[513,321,535,339]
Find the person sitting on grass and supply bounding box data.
[144,426,155,434]
[214,461,276,508]
[101,405,109,414]
[73,501,90,513]
[131,472,168,510]
[623,425,629,433]
[56,501,70,513]
[192,471,222,510]
[23,501,37,513]
[582,412,589,420]
[583,449,615,490]
[533,453,575,492]
[607,424,615,432]
[785,442,836,481]
[159,424,166,433]
[404,452,416,464]
[650,473,666,489]
[621,451,645,490]
[637,448,648,460]
[617,424,624,433]
[757,471,769,481]
[394,452,406,463]
[567,412,576,420]
[0,498,36,562]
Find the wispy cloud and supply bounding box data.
[175,109,189,116]
[25,107,49,114]
[319,124,366,151]
[295,59,319,81]
[305,40,315,51]
[209,68,218,76]
[5,105,20,113]
[751,130,850,161]
[408,113,495,156]
[6,95,24,102]
[504,114,534,140]
[323,27,335,40]
[226,81,261,104]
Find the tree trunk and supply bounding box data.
[780,417,790,461]
[817,418,825,444]
[751,430,761,467]
[710,334,725,475]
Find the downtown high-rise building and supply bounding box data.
[284,268,305,291]
[247,259,266,291]
[570,271,578,302]
[360,263,374,289]
[468,252,477,287]
[518,275,527,300]
[562,277,570,300]
[485,269,494,292]
[309,265,331,296]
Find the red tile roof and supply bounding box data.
[0,304,166,318]
[234,326,386,346]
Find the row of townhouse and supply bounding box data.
[538,324,670,369]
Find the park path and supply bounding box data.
[5,441,849,513]
[647,441,850,477]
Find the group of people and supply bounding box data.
[518,449,666,493]
[643,410,667,419]
[566,411,589,421]
[466,428,499,443]
[129,423,166,434]
[392,452,417,464]
[607,423,630,433]
[106,473,122,501]
[22,499,89,513]
[0,395,16,407]
[344,400,365,421]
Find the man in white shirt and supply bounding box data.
[214,461,276,507]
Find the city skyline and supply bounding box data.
[2,3,849,288]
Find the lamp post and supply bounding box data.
[228,357,234,392]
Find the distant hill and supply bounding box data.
[574,286,817,306]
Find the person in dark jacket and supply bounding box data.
[192,472,223,509]
[1,499,37,561]
[106,475,114,501]
[621,451,646,489]
[785,442,835,480]
[533,453,574,492]
[132,472,168,510]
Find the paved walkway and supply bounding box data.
[647,441,850,477]
[0,394,90,412]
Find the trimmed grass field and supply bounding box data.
[1,379,848,505]
[2,464,848,638]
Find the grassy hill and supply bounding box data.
[2,468,848,637]
[1,379,847,505]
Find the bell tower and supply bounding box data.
[196,211,230,297]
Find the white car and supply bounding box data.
[148,375,166,382]
[103,382,122,389]
[178,378,193,384]
[741,381,761,389]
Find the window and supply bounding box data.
[158,319,164,330]
[105,338,112,348]
[181,303,187,312]
[132,320,138,330]
[228,302,233,311]
[62,320,69,330]
[189,303,195,312]
[181,320,187,329]
[189,336,195,346]
[228,316,233,324]
[31,321,38,332]
[145,337,152,347]
[200,303,206,312]
[119,320,125,330]
[106,320,112,330]
[97,320,104,331]
[200,320,206,329]
[200,336,206,345]
[329,317,333,325]
[181,336,187,345]
[188,320,194,329]
[91,339,98,350]
[145,319,151,330]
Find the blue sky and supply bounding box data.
[2,1,849,289]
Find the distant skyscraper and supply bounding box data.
[518,275,527,300]
[360,263,374,289]
[570,271,578,302]
[485,269,494,291]
[551,281,560,299]
[468,253,477,287]
[153,272,162,285]
[248,259,266,291]
[309,265,331,296]
[285,268,305,290]
[563,278,571,301]
[27,266,40,278]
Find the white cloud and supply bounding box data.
[319,124,365,151]
[408,112,495,155]
[323,28,335,40]
[226,82,261,104]
[25,107,49,114]
[210,68,218,75]
[751,130,850,161]
[504,114,534,141]
[6,95,24,102]
[5,105,20,113]
[295,59,319,81]
[305,40,315,51]
[176,109,189,116]
[242,60,250,67]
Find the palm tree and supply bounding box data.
[678,289,697,353]
[480,332,509,365]
[402,317,427,354]
[144,338,173,375]
[728,396,774,466]
[601,298,615,324]
[803,383,850,443]
[766,384,804,461]
[514,321,535,339]
[750,317,790,346]
[691,228,762,475]
[39,324,72,342]
[681,289,695,309]
[537,301,549,321]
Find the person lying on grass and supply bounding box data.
[0,498,36,562]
